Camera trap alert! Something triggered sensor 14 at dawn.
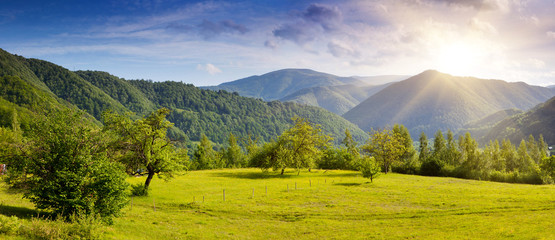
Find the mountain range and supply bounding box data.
[205,69,407,114]
[342,70,555,137]
[0,49,368,146]
[2,47,553,146]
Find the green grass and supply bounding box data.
[2,169,555,239]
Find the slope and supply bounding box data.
[483,96,555,144]
[129,80,369,144]
[204,68,363,101]
[343,70,555,137]
[280,83,392,115]
[457,109,524,142]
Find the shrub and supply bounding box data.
[131,183,148,196]
[0,215,21,235]
[420,158,443,176]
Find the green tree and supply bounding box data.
[279,117,331,175]
[392,124,417,173]
[362,128,406,174]
[222,133,246,168]
[431,130,446,163]
[103,108,187,193]
[192,134,218,170]
[445,130,460,166]
[539,156,555,184]
[358,156,381,182]
[501,139,518,172]
[418,132,430,163]
[6,110,127,221]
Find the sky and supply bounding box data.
[1,0,555,86]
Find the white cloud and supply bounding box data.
[196,63,222,75]
[547,31,555,39]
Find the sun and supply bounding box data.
[435,42,483,76]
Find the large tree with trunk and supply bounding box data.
[103,108,187,194]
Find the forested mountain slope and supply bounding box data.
[483,96,555,145]
[343,70,555,137]
[0,49,368,145]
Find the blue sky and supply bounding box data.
[1,0,555,86]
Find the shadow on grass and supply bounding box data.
[210,170,361,179]
[209,171,298,179]
[0,204,44,219]
[334,182,362,186]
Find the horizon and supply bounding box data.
[1,1,554,86]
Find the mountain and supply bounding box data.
[0,49,368,146]
[548,85,555,89]
[204,68,364,101]
[279,83,393,115]
[482,96,555,145]
[343,70,555,137]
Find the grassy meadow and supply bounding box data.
[1,168,554,239]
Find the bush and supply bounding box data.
[420,158,443,176]
[0,215,21,235]
[20,214,106,240]
[131,183,148,196]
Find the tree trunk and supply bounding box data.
[144,165,155,190]
[281,168,285,175]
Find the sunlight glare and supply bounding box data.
[436,42,483,76]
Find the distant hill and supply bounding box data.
[457,109,524,142]
[482,96,555,145]
[280,83,393,115]
[343,70,555,137]
[204,68,363,101]
[547,85,555,89]
[0,49,368,146]
[205,69,404,114]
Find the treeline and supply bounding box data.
[188,121,555,185]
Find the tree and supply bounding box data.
[431,130,446,164]
[6,110,127,221]
[251,117,330,175]
[342,128,361,169]
[103,108,187,193]
[393,124,417,173]
[539,156,555,184]
[362,128,406,174]
[222,133,246,168]
[445,130,460,166]
[192,134,218,170]
[418,132,430,163]
[358,156,381,182]
[278,117,331,175]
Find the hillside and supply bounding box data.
[483,96,555,144]
[280,83,392,115]
[0,49,368,145]
[343,70,555,137]
[457,109,524,142]
[204,69,363,101]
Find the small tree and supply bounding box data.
[358,156,381,182]
[6,110,127,221]
[103,108,187,194]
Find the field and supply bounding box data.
[1,168,555,239]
